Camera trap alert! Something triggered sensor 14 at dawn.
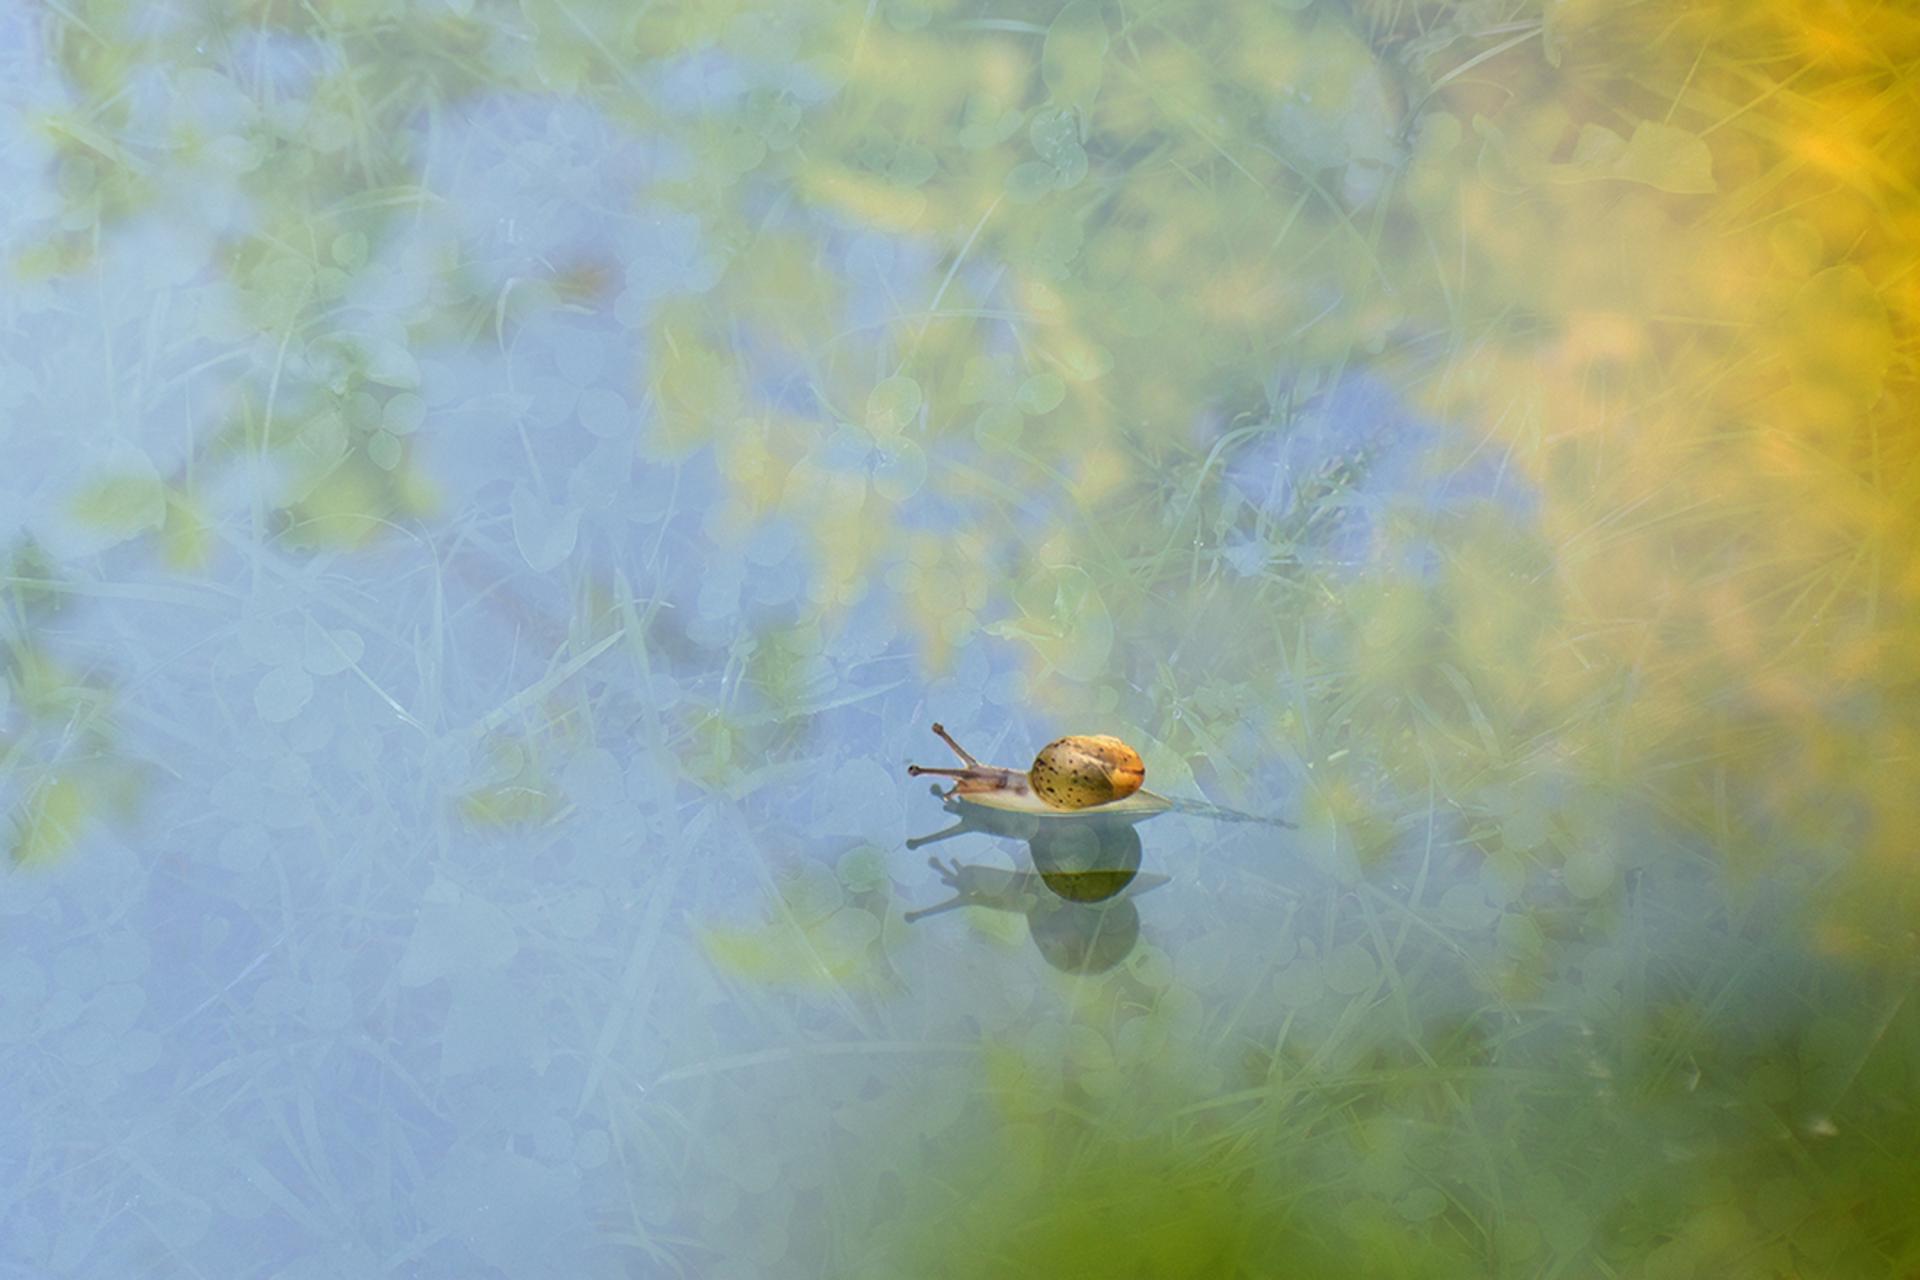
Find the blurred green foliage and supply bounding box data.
[7,0,1919,1274]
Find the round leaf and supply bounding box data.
[865,375,922,434]
[254,665,313,723]
[1042,2,1109,109]
[511,484,582,572]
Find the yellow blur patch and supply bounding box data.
[70,462,164,549]
[162,489,214,570]
[12,774,87,866]
[649,325,740,457]
[458,784,560,827]
[802,167,928,234]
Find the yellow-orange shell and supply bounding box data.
[1028,735,1146,810]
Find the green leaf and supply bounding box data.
[510,484,581,572]
[974,405,1022,446]
[364,338,421,389]
[888,143,937,188]
[1029,108,1080,167]
[990,564,1113,682]
[382,391,426,435]
[1042,1,1108,111]
[1006,160,1059,203]
[865,375,923,435]
[303,620,366,675]
[1323,942,1379,994]
[872,440,927,503]
[1551,122,1716,193]
[1782,266,1894,406]
[366,429,402,471]
[1016,373,1065,416]
[1614,122,1716,193]
[254,664,314,722]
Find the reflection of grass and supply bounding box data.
[839,843,1919,1279]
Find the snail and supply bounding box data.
[906,723,1170,816]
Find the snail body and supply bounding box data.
[907,723,1169,816]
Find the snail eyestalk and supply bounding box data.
[906,725,1031,799]
[929,723,977,766]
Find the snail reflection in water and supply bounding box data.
[903,813,1167,974]
[906,808,1163,908]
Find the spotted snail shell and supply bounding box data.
[1027,735,1146,809]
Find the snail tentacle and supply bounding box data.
[928,722,981,767]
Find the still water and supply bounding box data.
[3,3,1916,1277]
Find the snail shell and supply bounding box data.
[1028,736,1145,809]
